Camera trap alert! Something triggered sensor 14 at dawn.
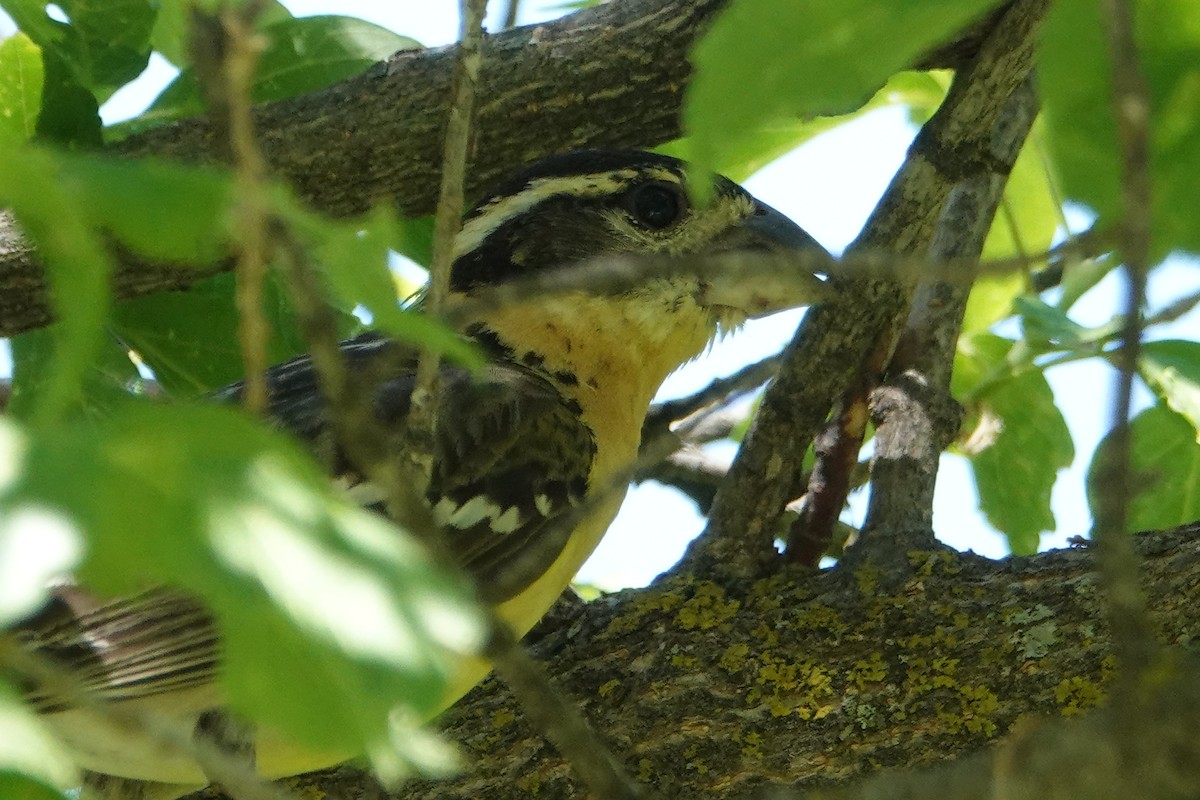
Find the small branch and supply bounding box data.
[786,393,868,566]
[1145,286,1200,327]
[0,1,1024,339]
[406,0,488,482]
[502,0,521,29]
[854,78,1038,558]
[1092,0,1158,684]
[687,0,1052,581]
[636,446,730,514]
[643,352,782,438]
[190,4,272,414]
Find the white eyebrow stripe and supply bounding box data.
[453,169,656,259]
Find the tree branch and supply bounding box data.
[196,524,1200,800]
[0,0,1015,339]
[689,0,1051,580]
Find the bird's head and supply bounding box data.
[446,149,827,420]
[450,149,826,335]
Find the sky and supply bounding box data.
[3,1,1198,590]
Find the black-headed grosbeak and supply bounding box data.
[14,149,824,796]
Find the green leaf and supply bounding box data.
[0,145,113,425]
[960,273,1024,336]
[1141,339,1200,427]
[664,70,947,182]
[147,0,190,65]
[1015,296,1087,349]
[1,403,484,759]
[393,215,435,269]
[2,0,154,99]
[35,50,101,146]
[0,773,72,800]
[0,33,44,145]
[8,327,141,421]
[112,271,346,397]
[0,681,79,792]
[149,0,293,66]
[0,419,84,626]
[957,334,1074,553]
[1039,0,1200,258]
[280,201,481,369]
[59,154,234,265]
[1087,403,1200,531]
[685,0,993,176]
[139,15,418,128]
[1056,253,1117,312]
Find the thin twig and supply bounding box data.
[636,447,730,513]
[192,4,273,415]
[1094,0,1158,683]
[644,352,783,436]
[1145,287,1200,327]
[502,0,520,29]
[853,78,1040,556]
[406,0,488,483]
[444,231,1104,333]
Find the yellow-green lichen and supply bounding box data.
[719,643,751,673]
[602,582,688,635]
[732,730,764,760]
[1054,676,1106,716]
[598,679,621,698]
[748,652,836,719]
[637,758,653,782]
[681,744,710,774]
[936,684,1000,735]
[854,563,882,596]
[515,772,542,795]
[751,621,780,647]
[848,653,887,688]
[490,708,516,729]
[671,653,699,668]
[675,582,741,631]
[907,548,961,577]
[790,604,849,636]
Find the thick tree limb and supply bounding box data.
[0,0,725,337]
[187,525,1200,800]
[0,0,1014,339]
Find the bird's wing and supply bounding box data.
[16,334,595,708]
[261,334,597,603]
[16,585,217,712]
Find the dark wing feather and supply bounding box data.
[240,333,597,602]
[16,586,217,712]
[426,365,594,602]
[14,333,594,707]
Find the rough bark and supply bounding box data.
[187,524,1200,800]
[0,0,1012,339]
[0,0,724,337]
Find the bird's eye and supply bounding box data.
[626,182,684,230]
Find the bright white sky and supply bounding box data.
[4,1,1198,589]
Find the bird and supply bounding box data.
[11,149,825,799]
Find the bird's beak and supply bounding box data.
[696,200,831,318]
